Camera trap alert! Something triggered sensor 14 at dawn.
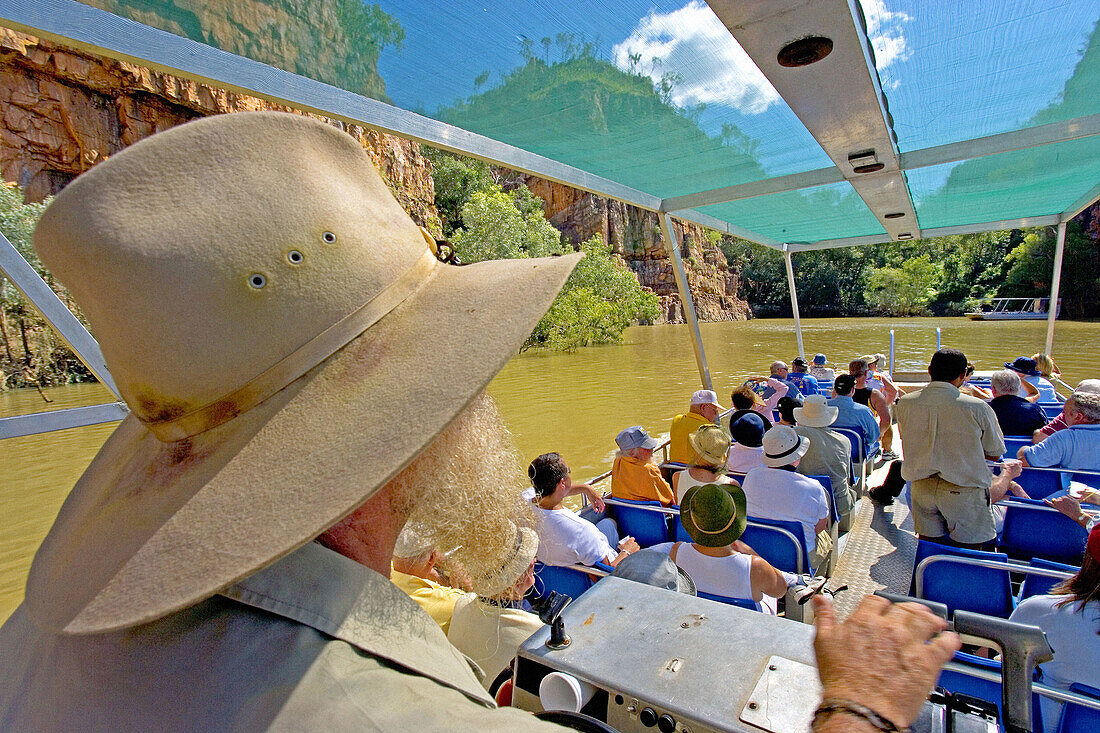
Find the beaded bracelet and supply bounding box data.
[811,698,906,732]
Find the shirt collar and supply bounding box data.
[1069,423,1100,431]
[222,541,495,707]
[925,381,961,394]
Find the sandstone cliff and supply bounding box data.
[519,176,752,324]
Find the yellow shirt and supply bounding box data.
[390,567,468,634]
[611,454,675,506]
[668,411,713,464]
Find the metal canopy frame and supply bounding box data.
[0,0,1096,420]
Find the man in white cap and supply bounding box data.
[793,395,855,532]
[668,389,724,464]
[0,112,962,733]
[740,426,832,568]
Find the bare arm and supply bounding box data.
[869,390,890,430]
[1015,445,1030,466]
[813,595,961,731]
[749,555,789,600]
[1046,496,1092,529]
[1021,379,1040,403]
[569,481,605,512]
[990,459,1027,503]
[1032,427,1049,443]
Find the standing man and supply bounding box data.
[669,389,724,464]
[788,357,820,396]
[897,349,1006,549]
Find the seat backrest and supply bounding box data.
[1039,402,1065,421]
[695,590,759,611]
[937,651,1045,733]
[914,540,1014,618]
[1002,436,1032,459]
[611,498,669,548]
[1001,502,1087,565]
[1018,557,1079,601]
[532,561,593,601]
[741,517,809,575]
[1057,683,1100,733]
[807,474,839,524]
[832,426,865,463]
[1015,467,1067,500]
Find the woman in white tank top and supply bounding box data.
[672,425,739,504]
[673,482,788,615]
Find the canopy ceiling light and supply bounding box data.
[847,150,884,174]
[776,36,834,68]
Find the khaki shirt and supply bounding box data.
[0,542,560,731]
[896,381,1006,490]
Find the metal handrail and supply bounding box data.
[941,661,1100,710]
[915,555,1075,598]
[988,461,1100,478]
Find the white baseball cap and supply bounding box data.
[690,389,723,408]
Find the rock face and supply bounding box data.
[0,30,440,233]
[520,177,752,323]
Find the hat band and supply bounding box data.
[140,249,440,442]
[765,441,801,461]
[691,510,736,535]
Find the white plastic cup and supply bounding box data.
[539,671,596,712]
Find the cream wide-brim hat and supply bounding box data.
[25,112,581,634]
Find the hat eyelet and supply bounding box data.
[248,273,267,289]
[286,250,304,265]
[321,231,337,244]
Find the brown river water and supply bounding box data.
[3,316,1098,621]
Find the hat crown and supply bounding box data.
[688,486,735,533]
[35,113,430,428]
[730,412,766,446]
[689,424,730,464]
[763,425,800,455]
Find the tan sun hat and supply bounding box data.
[793,394,839,428]
[25,112,581,634]
[688,424,731,467]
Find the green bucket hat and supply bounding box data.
[679,483,748,547]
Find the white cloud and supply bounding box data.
[860,0,912,68]
[611,1,779,114]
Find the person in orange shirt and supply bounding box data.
[611,425,674,506]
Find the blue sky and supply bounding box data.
[375,0,1098,185]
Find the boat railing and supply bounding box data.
[914,555,1075,600]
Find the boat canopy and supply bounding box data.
[6,0,1097,252]
[0,0,1098,434]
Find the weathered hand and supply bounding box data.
[586,488,606,513]
[618,537,640,554]
[1000,458,1023,480]
[812,594,960,729]
[1046,495,1082,520]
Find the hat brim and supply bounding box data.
[762,435,811,467]
[1005,362,1040,377]
[792,405,839,428]
[679,483,748,547]
[25,252,581,634]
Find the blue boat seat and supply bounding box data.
[913,540,1014,618]
[611,497,670,548]
[1001,499,1086,565]
[531,561,613,601]
[1017,557,1079,601]
[1015,467,1067,500]
[807,474,839,524]
[936,651,1045,733]
[1056,683,1100,733]
[1038,402,1065,421]
[1002,436,1032,459]
[741,517,812,575]
[695,590,759,611]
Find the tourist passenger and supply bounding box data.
[1032,353,1062,382]
[1019,387,1100,471]
[793,395,856,532]
[810,353,836,383]
[851,358,896,460]
[1006,356,1058,401]
[1034,379,1100,443]
[959,363,994,400]
[989,369,1047,436]
[864,354,899,403]
[788,357,819,396]
[896,349,1006,549]
[391,525,470,633]
[827,374,881,448]
[672,424,737,504]
[531,453,639,567]
[726,411,770,474]
[776,395,801,426]
[764,360,803,400]
[0,111,961,733]
[447,526,544,690]
[668,389,723,464]
[731,375,789,419]
[669,483,789,614]
[741,426,832,568]
[611,425,674,505]
[1008,524,1100,733]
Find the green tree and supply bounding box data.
[421,148,496,236]
[864,254,943,316]
[1001,223,1098,319]
[450,184,566,262]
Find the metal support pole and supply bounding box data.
[0,231,120,397]
[658,213,712,390]
[784,249,805,361]
[0,402,128,440]
[1044,221,1067,356]
[936,327,942,351]
[888,329,895,374]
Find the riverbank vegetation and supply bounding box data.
[723,223,1099,319]
[426,149,659,351]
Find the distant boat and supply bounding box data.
[965,297,1061,321]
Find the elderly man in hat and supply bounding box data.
[1019,386,1100,472]
[0,113,961,733]
[788,356,820,396]
[611,425,674,505]
[668,389,724,464]
[810,353,835,383]
[741,426,832,569]
[793,395,855,532]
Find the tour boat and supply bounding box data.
[966,298,1062,321]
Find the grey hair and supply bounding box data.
[1071,390,1100,422]
[770,360,788,375]
[991,370,1022,395]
